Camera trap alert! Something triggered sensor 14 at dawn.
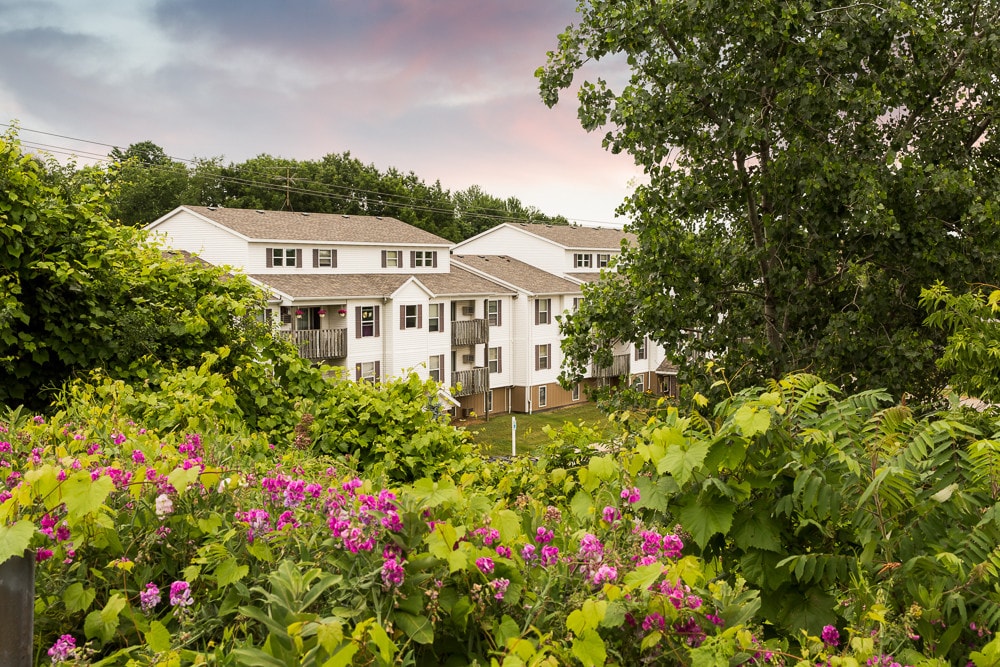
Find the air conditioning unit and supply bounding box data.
[461,306,475,316]
[462,354,475,363]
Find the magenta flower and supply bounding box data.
[540,545,560,566]
[490,577,510,600]
[140,583,161,612]
[520,544,537,560]
[535,526,554,544]
[381,556,405,587]
[642,612,666,632]
[47,634,76,663]
[495,545,512,558]
[592,564,618,585]
[821,624,840,647]
[620,486,641,504]
[476,556,495,574]
[169,580,193,607]
[36,548,54,562]
[601,506,620,523]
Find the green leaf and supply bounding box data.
[0,520,34,565]
[366,621,396,662]
[63,582,97,613]
[570,489,594,520]
[587,455,616,480]
[678,495,736,548]
[731,509,783,553]
[657,440,710,486]
[394,612,434,645]
[571,629,607,667]
[63,472,115,519]
[145,620,172,653]
[167,466,202,494]
[733,405,771,437]
[216,557,249,586]
[623,563,663,593]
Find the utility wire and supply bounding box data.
[4,122,625,226]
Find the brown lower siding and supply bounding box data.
[453,372,678,417]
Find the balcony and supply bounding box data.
[451,367,489,397]
[282,328,347,360]
[451,318,489,346]
[591,353,630,379]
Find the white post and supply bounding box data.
[511,416,517,457]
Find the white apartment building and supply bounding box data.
[147,207,676,417]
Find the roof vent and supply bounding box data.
[342,215,350,219]
[256,210,265,214]
[375,216,383,220]
[207,206,217,211]
[300,212,310,216]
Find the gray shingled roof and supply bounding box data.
[565,272,602,283]
[453,255,581,295]
[249,274,411,298]
[507,222,635,250]
[417,266,516,297]
[249,267,515,299]
[182,206,451,245]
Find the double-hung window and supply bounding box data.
[411,251,437,268]
[428,355,443,382]
[400,304,421,329]
[635,337,647,361]
[428,303,443,332]
[535,298,551,325]
[487,299,502,326]
[314,249,336,267]
[597,253,611,268]
[356,306,380,338]
[357,361,380,383]
[488,347,502,373]
[535,344,551,370]
[574,253,593,268]
[268,248,299,267]
[381,250,401,268]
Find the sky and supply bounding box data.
[0,0,645,226]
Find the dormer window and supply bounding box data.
[267,248,300,268]
[574,253,593,268]
[314,249,336,267]
[411,251,437,268]
[597,253,611,268]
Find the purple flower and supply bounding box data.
[169,580,193,607]
[592,564,618,585]
[821,625,840,647]
[381,557,405,587]
[540,545,560,566]
[36,548,54,562]
[47,634,76,663]
[601,506,620,523]
[131,449,146,464]
[140,583,161,612]
[476,557,495,574]
[621,486,641,504]
[535,526,554,544]
[490,578,510,600]
[579,533,603,557]
[642,613,666,632]
[495,545,512,558]
[520,544,537,560]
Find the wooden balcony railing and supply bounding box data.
[590,353,630,379]
[451,319,489,346]
[281,328,347,360]
[451,367,489,397]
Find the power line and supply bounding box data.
[3,122,625,226]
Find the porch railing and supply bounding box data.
[590,353,630,379]
[282,328,348,359]
[451,319,489,346]
[451,367,489,397]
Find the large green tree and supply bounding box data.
[0,131,272,409]
[541,0,1000,399]
[108,140,191,226]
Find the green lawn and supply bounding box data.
[460,403,615,458]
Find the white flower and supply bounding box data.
[154,493,174,518]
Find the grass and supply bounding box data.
[460,403,616,458]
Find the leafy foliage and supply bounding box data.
[0,130,283,410]
[541,0,1000,400]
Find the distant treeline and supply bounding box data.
[102,141,568,240]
